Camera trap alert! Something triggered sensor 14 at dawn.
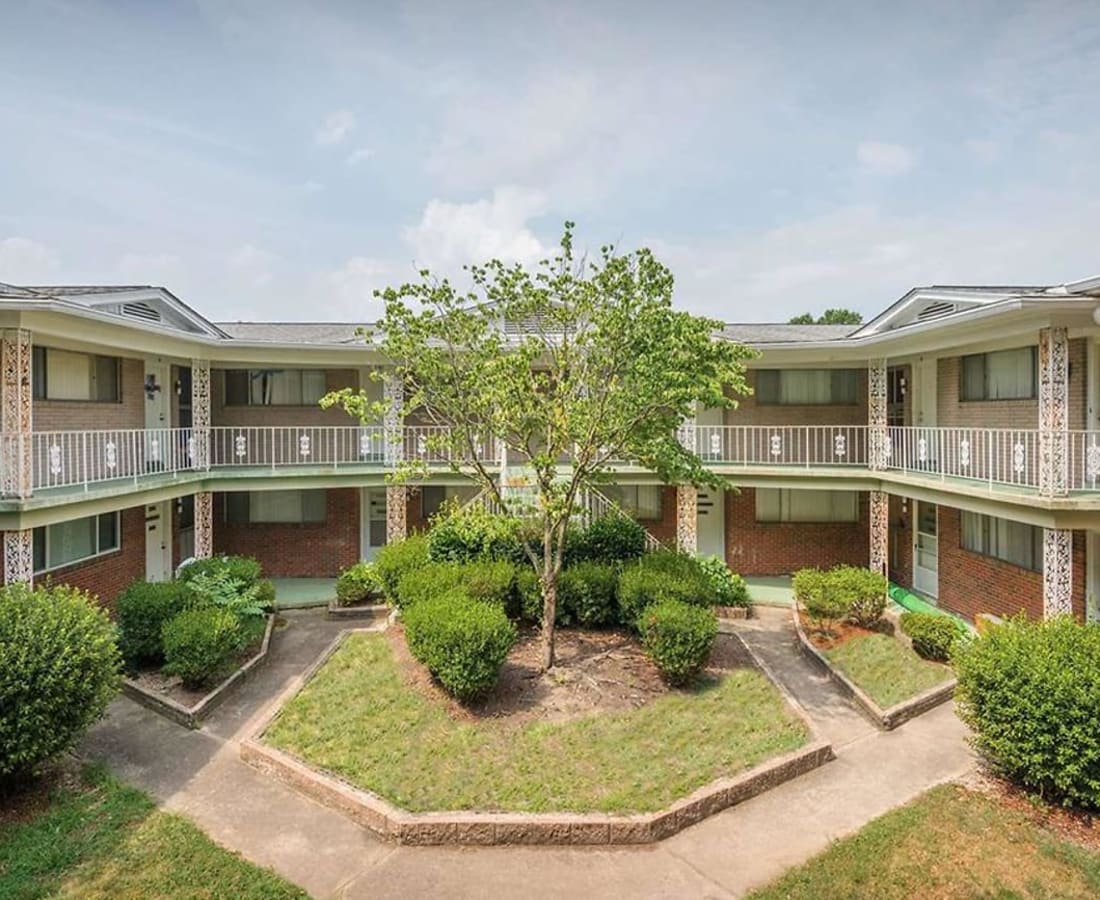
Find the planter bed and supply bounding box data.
[792,608,955,730]
[327,593,391,621]
[122,614,276,729]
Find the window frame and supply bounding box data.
[959,346,1038,402]
[32,347,121,403]
[223,369,328,407]
[755,368,860,406]
[754,488,860,524]
[960,511,1043,573]
[32,511,121,574]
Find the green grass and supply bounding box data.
[823,632,953,708]
[0,766,306,900]
[749,783,1100,900]
[266,632,809,814]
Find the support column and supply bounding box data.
[383,372,407,541]
[386,485,408,543]
[1038,327,1069,498]
[3,529,33,586]
[1042,527,1073,617]
[868,358,888,470]
[191,358,211,471]
[194,491,213,559]
[869,490,889,578]
[676,485,698,555]
[2,329,33,498]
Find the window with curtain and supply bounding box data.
[960,347,1037,401]
[224,369,328,406]
[960,511,1042,572]
[32,512,120,573]
[224,490,326,524]
[32,347,120,402]
[755,488,859,523]
[755,369,859,405]
[603,484,663,519]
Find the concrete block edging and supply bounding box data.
[241,621,836,846]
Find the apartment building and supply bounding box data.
[1,277,1099,626]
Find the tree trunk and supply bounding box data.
[540,576,557,670]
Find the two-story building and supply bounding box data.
[2,276,1098,625]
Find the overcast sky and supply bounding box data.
[2,0,1099,323]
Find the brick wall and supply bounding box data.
[936,506,1086,622]
[724,487,869,575]
[724,369,868,427]
[641,486,678,546]
[936,338,1086,430]
[211,368,360,428]
[213,488,360,577]
[33,356,145,432]
[888,493,913,587]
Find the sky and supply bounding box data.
[1,0,1099,324]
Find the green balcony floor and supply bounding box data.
[271,578,337,610]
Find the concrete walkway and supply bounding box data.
[82,607,975,900]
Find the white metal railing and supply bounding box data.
[884,426,1041,490]
[24,428,195,492]
[209,426,388,469]
[689,425,869,467]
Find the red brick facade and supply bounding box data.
[212,488,360,577]
[211,368,360,428]
[725,369,868,427]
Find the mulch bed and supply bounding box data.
[798,610,890,651]
[386,624,756,728]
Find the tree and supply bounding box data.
[323,223,754,670]
[788,308,863,325]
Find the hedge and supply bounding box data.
[336,561,379,606]
[557,562,619,627]
[617,552,717,627]
[396,560,515,611]
[116,580,188,667]
[639,600,718,685]
[374,535,430,602]
[900,611,961,661]
[161,606,245,690]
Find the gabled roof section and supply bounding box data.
[851,285,1047,337]
[20,285,228,338]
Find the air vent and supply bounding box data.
[915,301,956,322]
[121,301,162,323]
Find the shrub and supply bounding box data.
[116,580,187,667]
[515,567,544,622]
[183,570,266,623]
[617,553,717,628]
[954,615,1100,809]
[0,583,122,780]
[900,611,961,661]
[697,555,750,607]
[161,607,244,689]
[557,562,619,627]
[793,567,851,636]
[336,561,378,606]
[831,566,888,628]
[374,535,430,602]
[791,568,826,606]
[427,503,524,563]
[178,555,262,589]
[402,590,517,701]
[396,560,515,612]
[255,578,277,611]
[639,600,718,685]
[568,514,647,565]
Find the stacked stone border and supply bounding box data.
[791,606,957,731]
[122,614,276,730]
[240,618,835,846]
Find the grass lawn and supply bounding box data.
[749,783,1100,900]
[823,632,952,708]
[0,765,305,900]
[265,632,809,814]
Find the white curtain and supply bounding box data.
[47,349,91,400]
[986,348,1035,400]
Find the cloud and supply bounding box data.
[856,141,916,176]
[117,252,184,286]
[313,256,395,316]
[314,110,355,146]
[345,147,372,166]
[403,187,548,273]
[0,237,58,283]
[964,139,1001,163]
[229,243,276,287]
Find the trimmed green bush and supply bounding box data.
[427,503,524,563]
[374,535,430,602]
[402,590,518,701]
[793,567,851,635]
[396,560,515,612]
[954,615,1100,809]
[515,567,543,622]
[697,555,750,607]
[116,580,187,667]
[557,562,619,627]
[792,568,826,605]
[900,611,961,661]
[178,555,262,589]
[831,566,888,628]
[0,583,122,780]
[336,561,378,606]
[568,514,647,565]
[617,553,717,627]
[161,606,244,689]
[639,600,718,685]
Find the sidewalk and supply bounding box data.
[81,608,975,900]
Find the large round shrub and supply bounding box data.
[396,560,515,611]
[427,504,524,563]
[0,583,122,780]
[697,555,750,607]
[161,607,243,689]
[830,566,887,628]
[568,514,647,565]
[402,590,517,701]
[900,611,962,661]
[374,535,430,602]
[557,562,619,626]
[639,600,718,685]
[954,615,1100,809]
[617,553,717,627]
[336,561,379,606]
[116,580,187,667]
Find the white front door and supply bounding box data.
[145,501,172,582]
[914,356,937,427]
[913,501,939,598]
[696,488,726,560]
[361,488,388,560]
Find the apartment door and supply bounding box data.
[361,488,388,561]
[144,358,171,473]
[913,502,939,598]
[145,501,172,582]
[696,488,726,560]
[913,357,937,427]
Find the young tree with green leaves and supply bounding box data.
[323,223,754,669]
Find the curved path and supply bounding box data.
[82,607,974,899]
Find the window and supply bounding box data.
[756,369,859,405]
[32,347,119,402]
[420,485,479,521]
[602,484,663,519]
[755,489,859,523]
[224,490,326,524]
[960,347,1037,401]
[32,512,120,573]
[961,512,1042,572]
[224,369,327,406]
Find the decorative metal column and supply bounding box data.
[1038,327,1068,498]
[1042,528,1073,616]
[676,485,698,554]
[869,490,889,578]
[868,359,888,470]
[191,359,211,471]
[384,372,407,542]
[194,491,213,559]
[3,530,33,585]
[2,329,33,498]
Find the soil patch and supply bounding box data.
[798,610,884,651]
[127,630,266,708]
[0,758,83,827]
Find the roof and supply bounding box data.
[720,323,857,343]
[215,322,368,344]
[22,284,156,295]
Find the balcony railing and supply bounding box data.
[688,425,869,467]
